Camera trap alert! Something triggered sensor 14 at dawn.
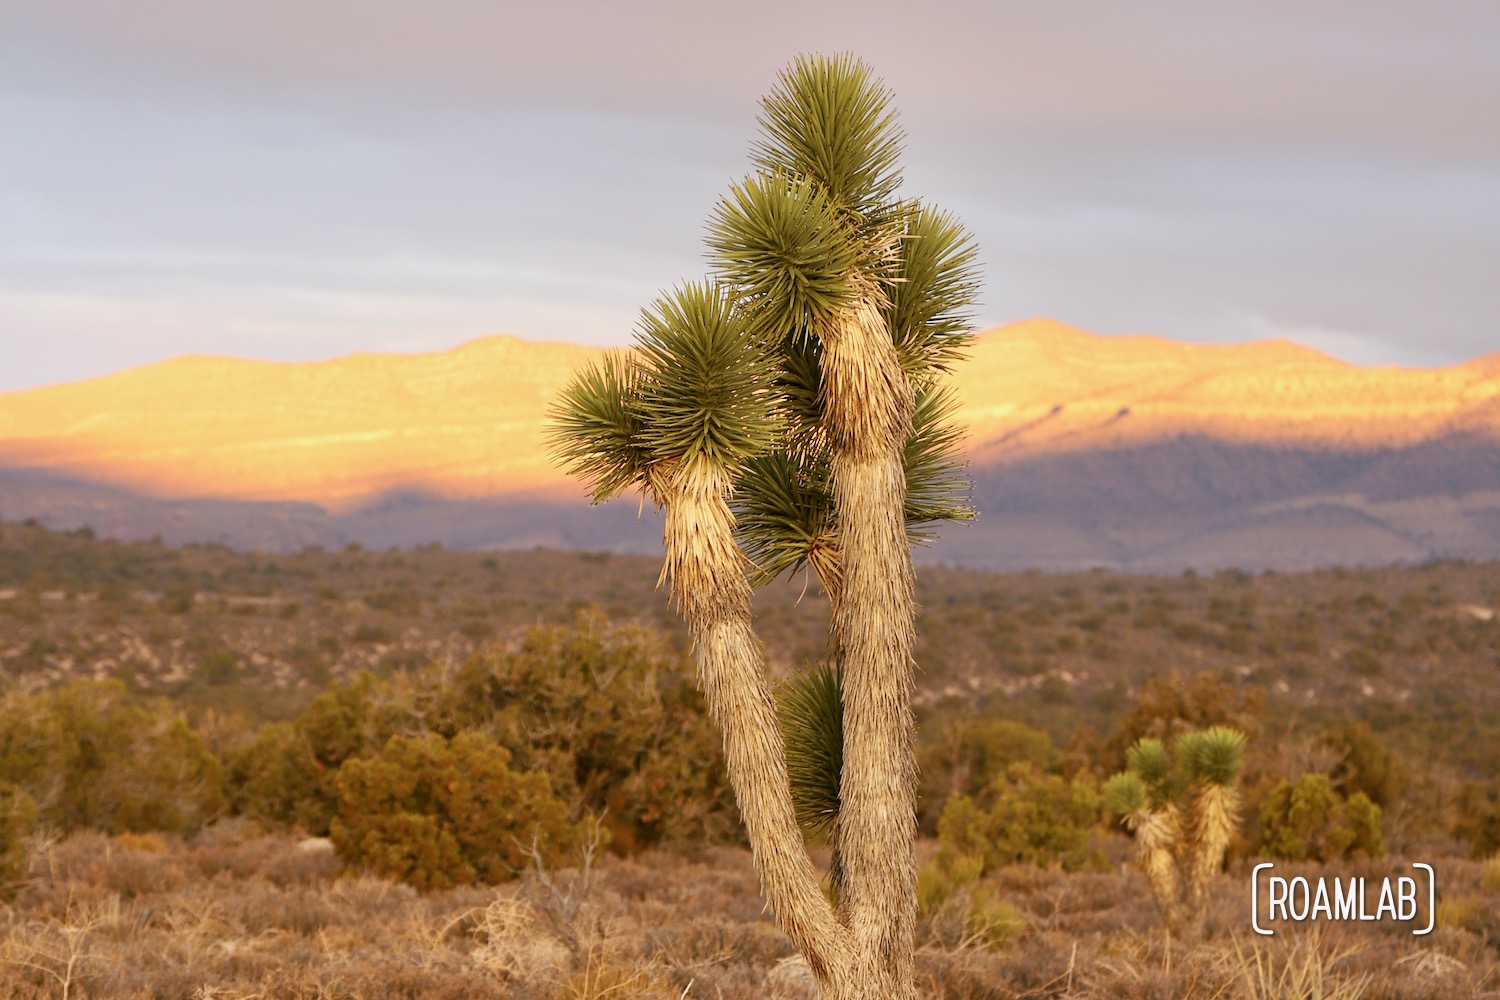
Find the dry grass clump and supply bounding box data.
[1482,853,1500,893]
[1,828,1497,998]
[0,831,783,1000]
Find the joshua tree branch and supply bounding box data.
[656,461,856,993]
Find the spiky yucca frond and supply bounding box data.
[903,383,972,536]
[752,53,904,222]
[1178,726,1247,788]
[780,661,844,837]
[708,173,860,341]
[634,282,782,472]
[548,352,651,502]
[886,203,981,377]
[1126,738,1172,787]
[774,330,825,443]
[1103,771,1149,817]
[733,452,839,590]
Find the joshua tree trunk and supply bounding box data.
[820,291,919,998]
[1131,805,1186,935]
[1183,782,1238,937]
[654,460,858,994]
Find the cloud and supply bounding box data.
[1,1,1497,391]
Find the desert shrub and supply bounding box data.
[0,680,223,834]
[916,854,983,915]
[937,763,1105,873]
[1482,853,1500,893]
[1101,671,1263,773]
[0,782,37,897]
[1258,772,1382,861]
[1287,613,1322,654]
[436,612,736,851]
[226,673,380,834]
[225,721,333,833]
[351,622,391,644]
[964,888,1023,948]
[916,855,1020,950]
[195,648,241,685]
[1344,646,1383,676]
[918,715,1055,831]
[226,614,735,851]
[329,731,579,889]
[1323,720,1405,807]
[1454,782,1500,858]
[1437,893,1481,932]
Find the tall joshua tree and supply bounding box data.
[552,55,978,999]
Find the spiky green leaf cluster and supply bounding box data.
[903,384,973,534]
[708,174,859,342]
[634,282,782,470]
[733,383,972,584]
[1177,726,1247,788]
[548,353,649,502]
[1126,738,1172,786]
[1103,771,1149,817]
[887,204,981,376]
[780,661,844,837]
[733,452,835,587]
[752,53,904,221]
[550,283,780,501]
[773,332,824,441]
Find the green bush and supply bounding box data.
[0,680,223,834]
[965,888,1023,948]
[937,763,1105,873]
[226,614,736,852]
[1324,721,1405,807]
[196,649,241,686]
[918,716,1055,831]
[1454,783,1500,858]
[329,731,578,890]
[226,674,376,834]
[436,613,736,851]
[1258,772,1382,862]
[224,721,331,833]
[916,854,983,915]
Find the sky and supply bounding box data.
[2,1,1498,393]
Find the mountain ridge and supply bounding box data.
[3,319,1497,571]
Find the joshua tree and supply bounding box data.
[1103,726,1247,938]
[551,54,978,999]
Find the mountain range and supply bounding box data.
[2,319,1497,572]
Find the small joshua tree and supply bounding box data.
[552,54,977,1000]
[1104,726,1247,937]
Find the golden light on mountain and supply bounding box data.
[955,321,1500,460]
[0,335,602,508]
[1,320,1496,511]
